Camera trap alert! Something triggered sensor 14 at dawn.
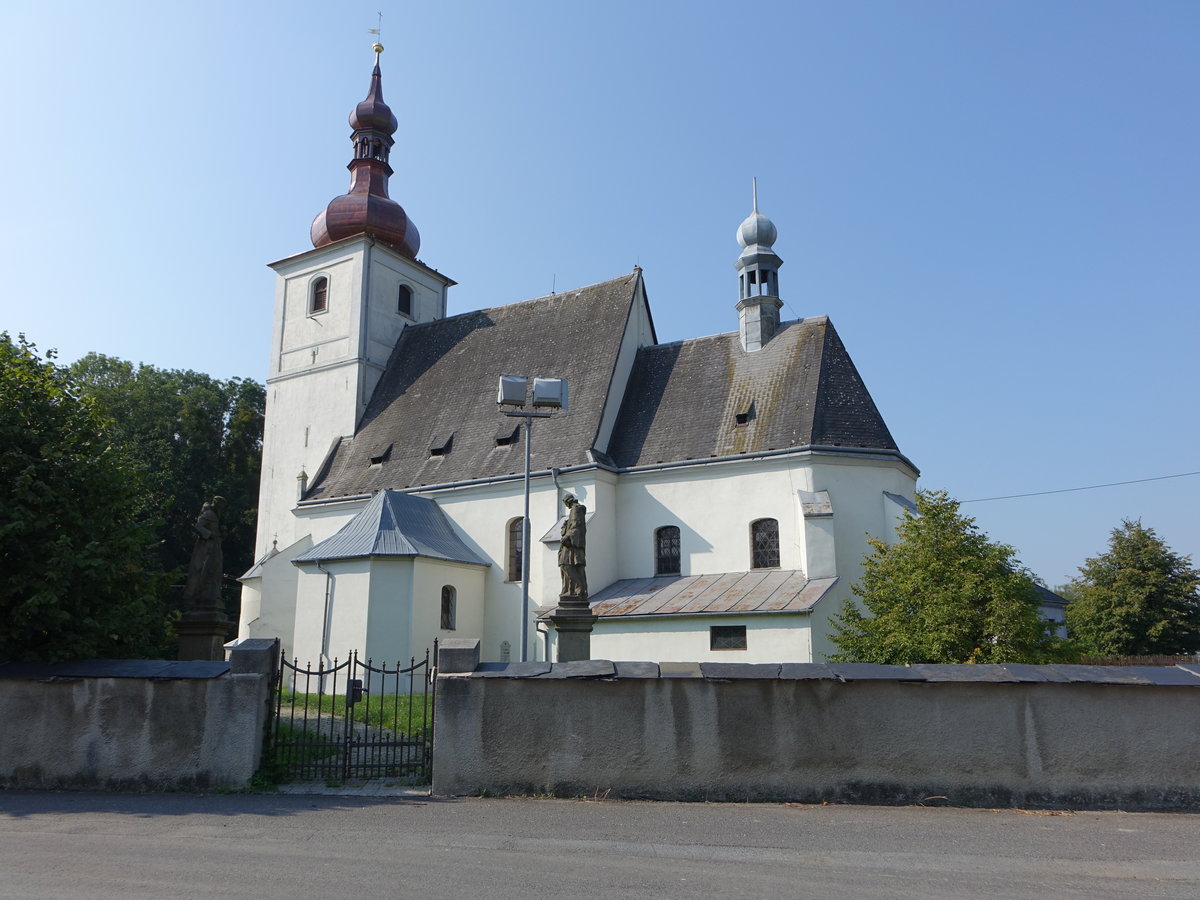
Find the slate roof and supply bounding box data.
[608,317,899,468]
[304,271,907,500]
[293,490,488,566]
[306,272,643,499]
[581,572,838,618]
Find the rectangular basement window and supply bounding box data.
[710,625,747,651]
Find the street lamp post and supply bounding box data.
[497,375,567,662]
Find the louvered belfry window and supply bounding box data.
[507,518,524,582]
[655,526,681,576]
[750,518,780,569]
[310,276,328,313]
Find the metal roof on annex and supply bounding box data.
[292,490,488,566]
[582,572,838,619]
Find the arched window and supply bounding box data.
[750,518,779,569]
[397,284,413,317]
[440,585,457,631]
[655,525,681,576]
[309,276,329,314]
[506,517,525,582]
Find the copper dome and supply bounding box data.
[310,47,419,258]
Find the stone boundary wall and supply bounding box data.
[432,644,1200,810]
[0,639,277,791]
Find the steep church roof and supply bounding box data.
[305,272,645,500]
[303,265,908,502]
[608,317,899,468]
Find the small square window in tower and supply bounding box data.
[751,518,779,569]
[655,526,681,576]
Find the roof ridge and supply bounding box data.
[640,315,831,351]
[397,271,640,334]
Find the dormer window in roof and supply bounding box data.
[735,400,756,428]
[428,432,454,457]
[495,422,521,447]
[368,443,392,467]
[310,275,329,314]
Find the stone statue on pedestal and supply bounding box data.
[551,492,596,663]
[558,494,587,601]
[176,495,231,661]
[182,495,226,612]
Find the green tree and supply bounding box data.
[830,490,1059,664]
[67,354,264,623]
[0,334,171,661]
[1064,520,1200,656]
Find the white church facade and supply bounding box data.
[237,48,921,666]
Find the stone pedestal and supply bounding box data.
[176,610,232,662]
[548,596,598,663]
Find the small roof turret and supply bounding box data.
[733,179,784,352]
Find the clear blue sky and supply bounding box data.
[1,0,1196,588]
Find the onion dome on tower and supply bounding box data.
[310,44,420,258]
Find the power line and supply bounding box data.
[962,471,1200,504]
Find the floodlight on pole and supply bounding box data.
[497,374,567,662]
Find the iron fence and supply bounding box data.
[268,642,436,783]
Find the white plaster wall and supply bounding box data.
[361,558,414,666]
[412,559,487,660]
[238,534,311,650]
[588,614,812,663]
[291,559,375,666]
[423,475,572,661]
[614,458,808,578]
[614,453,914,585]
[251,237,451,580]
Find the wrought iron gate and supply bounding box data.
[267,643,436,783]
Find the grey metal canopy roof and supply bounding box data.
[581,572,838,619]
[293,490,488,566]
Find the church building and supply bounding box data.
[236,48,921,666]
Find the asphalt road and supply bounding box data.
[1,790,1197,899]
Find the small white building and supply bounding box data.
[237,50,921,666]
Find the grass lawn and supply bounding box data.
[277,691,433,739]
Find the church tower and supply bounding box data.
[254,45,455,555]
[734,180,784,352]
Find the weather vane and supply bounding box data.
[369,11,383,40]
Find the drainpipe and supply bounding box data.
[315,560,333,669]
[536,623,551,662]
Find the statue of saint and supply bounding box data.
[182,495,226,612]
[558,494,588,600]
